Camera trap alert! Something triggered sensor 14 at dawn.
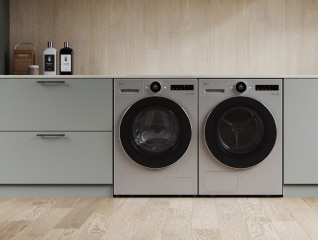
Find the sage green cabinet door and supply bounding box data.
[0,78,112,131]
[284,78,318,184]
[0,132,112,184]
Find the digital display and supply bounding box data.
[255,85,279,91]
[171,85,194,90]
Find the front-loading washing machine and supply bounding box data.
[199,78,282,196]
[114,78,198,196]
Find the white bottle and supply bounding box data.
[43,41,57,75]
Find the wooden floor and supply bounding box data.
[1,198,318,239]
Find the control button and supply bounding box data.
[150,81,161,93]
[236,82,247,93]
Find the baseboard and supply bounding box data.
[1,185,316,198]
[283,185,318,197]
[0,185,113,197]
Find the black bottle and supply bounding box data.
[59,41,73,75]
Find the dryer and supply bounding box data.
[199,78,282,196]
[114,78,198,196]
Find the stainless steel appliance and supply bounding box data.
[199,78,283,196]
[114,78,198,196]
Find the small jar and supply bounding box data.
[27,65,39,75]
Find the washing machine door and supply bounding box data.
[120,96,192,169]
[205,96,277,168]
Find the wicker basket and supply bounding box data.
[14,42,35,75]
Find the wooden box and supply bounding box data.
[14,43,35,75]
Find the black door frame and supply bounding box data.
[205,96,277,168]
[120,96,192,169]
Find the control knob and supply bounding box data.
[236,82,247,93]
[150,81,161,93]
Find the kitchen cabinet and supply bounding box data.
[0,132,112,184]
[0,78,112,131]
[0,77,113,184]
[284,78,318,184]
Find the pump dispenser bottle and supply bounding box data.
[43,41,57,75]
[59,41,73,75]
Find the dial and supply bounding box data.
[236,82,247,93]
[150,81,161,93]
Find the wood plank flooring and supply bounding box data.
[0,198,318,239]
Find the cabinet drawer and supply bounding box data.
[0,78,112,131]
[0,132,112,184]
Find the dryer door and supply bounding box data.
[120,96,192,169]
[205,96,277,168]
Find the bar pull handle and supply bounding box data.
[36,134,66,138]
[36,81,66,84]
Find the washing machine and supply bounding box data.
[114,78,198,196]
[199,78,282,196]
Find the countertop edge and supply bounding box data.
[1,75,318,79]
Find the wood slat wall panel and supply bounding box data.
[9,0,318,75]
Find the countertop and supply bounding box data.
[1,75,318,79]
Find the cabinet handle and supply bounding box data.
[36,81,66,84]
[36,134,66,138]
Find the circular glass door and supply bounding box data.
[120,96,192,169]
[205,97,277,168]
